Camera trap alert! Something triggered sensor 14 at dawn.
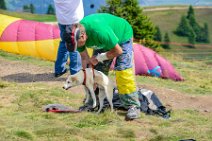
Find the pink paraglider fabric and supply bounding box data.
[111,43,184,81]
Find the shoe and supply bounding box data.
[54,69,67,77]
[125,106,140,121]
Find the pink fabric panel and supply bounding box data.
[154,54,170,78]
[17,20,38,41]
[133,44,149,75]
[0,20,22,41]
[53,25,60,39]
[0,20,60,41]
[36,22,54,40]
[156,55,184,81]
[141,45,159,71]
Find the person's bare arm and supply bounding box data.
[90,44,123,65]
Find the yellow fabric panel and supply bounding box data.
[0,14,20,37]
[36,39,59,61]
[53,39,60,60]
[0,42,19,54]
[115,68,136,94]
[18,41,38,57]
[0,40,59,61]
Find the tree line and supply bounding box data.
[0,0,55,15]
[175,5,210,47]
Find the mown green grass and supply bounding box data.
[0,48,212,141]
[0,9,56,22]
[0,79,211,141]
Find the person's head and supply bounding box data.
[63,24,87,52]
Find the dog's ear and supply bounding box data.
[71,75,78,82]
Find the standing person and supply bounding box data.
[54,0,84,77]
[63,13,140,120]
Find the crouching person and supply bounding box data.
[64,13,140,120]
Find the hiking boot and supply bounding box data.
[79,105,94,112]
[125,106,140,121]
[54,69,67,77]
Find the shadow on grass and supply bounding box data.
[1,72,65,83]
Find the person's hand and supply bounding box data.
[90,56,98,66]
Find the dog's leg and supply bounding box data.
[105,85,114,112]
[87,86,97,108]
[83,86,90,104]
[97,88,106,114]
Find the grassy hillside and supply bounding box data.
[143,6,212,44]
[0,9,56,22]
[143,6,212,63]
[0,49,212,141]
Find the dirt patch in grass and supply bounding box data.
[0,57,212,113]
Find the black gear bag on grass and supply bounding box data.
[103,88,171,119]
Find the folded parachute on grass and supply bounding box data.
[0,14,183,81]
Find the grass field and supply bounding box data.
[0,47,212,141]
[0,9,56,22]
[0,6,212,141]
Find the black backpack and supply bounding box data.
[103,88,171,119]
[138,88,171,119]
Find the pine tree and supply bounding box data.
[175,15,193,37]
[0,0,6,10]
[23,5,30,12]
[203,23,210,43]
[30,3,35,14]
[188,29,196,47]
[198,23,210,43]
[47,4,55,15]
[98,0,157,48]
[153,26,162,42]
[162,32,170,49]
[186,5,194,20]
[186,6,202,42]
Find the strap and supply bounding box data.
[82,69,86,85]
[82,67,95,86]
[47,109,80,113]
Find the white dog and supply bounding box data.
[63,68,114,113]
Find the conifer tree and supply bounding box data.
[30,3,35,14]
[0,0,6,10]
[154,26,162,42]
[47,4,55,15]
[203,23,210,43]
[98,0,157,48]
[162,32,170,49]
[23,5,30,12]
[186,6,202,42]
[188,29,196,47]
[186,5,194,20]
[175,15,192,37]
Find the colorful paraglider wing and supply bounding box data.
[133,44,149,75]
[133,43,183,81]
[155,54,184,81]
[0,14,60,61]
[0,14,183,81]
[0,14,93,61]
[134,44,162,77]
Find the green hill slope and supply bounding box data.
[143,6,212,62]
